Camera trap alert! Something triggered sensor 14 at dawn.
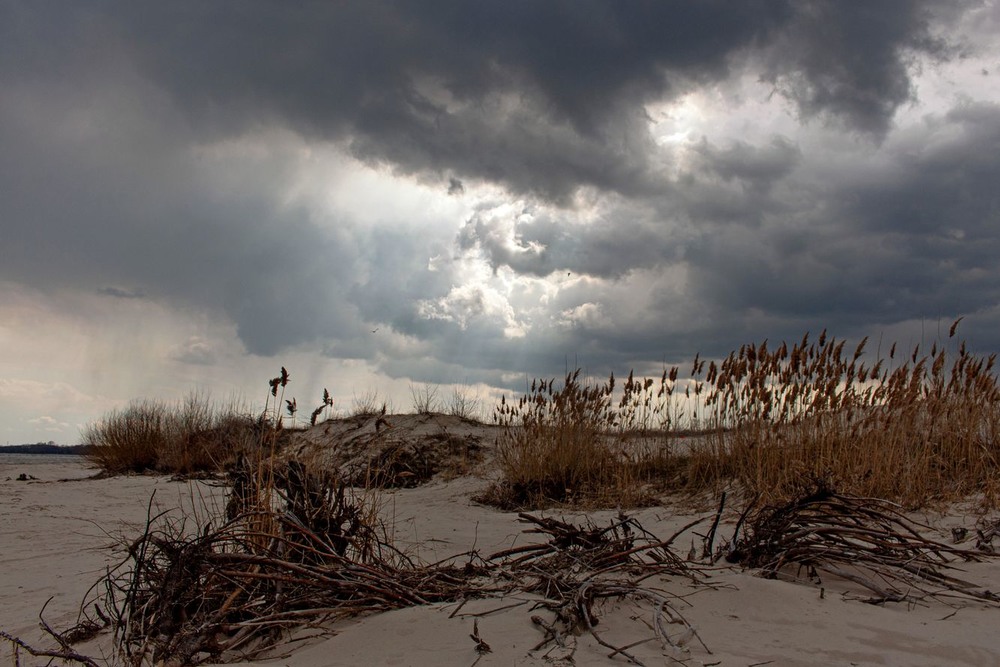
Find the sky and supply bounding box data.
[2,1,1000,444]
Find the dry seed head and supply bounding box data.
[950,317,964,338]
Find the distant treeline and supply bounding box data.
[0,442,92,455]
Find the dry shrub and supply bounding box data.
[66,469,702,666]
[409,383,440,414]
[446,386,482,420]
[87,454,394,665]
[688,324,1000,506]
[350,390,388,417]
[483,369,683,508]
[83,400,169,473]
[84,393,259,475]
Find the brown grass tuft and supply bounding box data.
[83,393,259,475]
[481,369,682,508]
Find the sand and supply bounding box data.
[3,439,1000,666]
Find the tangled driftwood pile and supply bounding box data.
[47,460,706,666]
[730,484,1000,606]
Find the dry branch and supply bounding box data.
[55,460,708,666]
[731,483,1000,606]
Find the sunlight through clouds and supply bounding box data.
[2,2,1000,443]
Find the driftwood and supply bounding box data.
[483,512,709,664]
[31,461,708,666]
[730,484,1000,606]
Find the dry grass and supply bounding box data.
[84,322,1000,511]
[17,355,1000,665]
[483,321,1000,510]
[446,386,482,421]
[482,369,683,508]
[409,383,441,414]
[688,325,1000,506]
[84,370,339,476]
[350,390,389,417]
[83,393,259,475]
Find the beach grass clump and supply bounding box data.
[483,369,683,508]
[82,400,170,473]
[83,393,260,475]
[688,323,1000,506]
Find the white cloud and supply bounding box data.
[417,283,526,338]
[169,337,217,365]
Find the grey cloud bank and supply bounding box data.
[1,1,999,443]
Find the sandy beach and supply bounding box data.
[4,441,1000,667]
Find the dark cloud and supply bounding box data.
[2,0,999,395]
[757,0,958,136]
[2,1,957,202]
[98,287,147,300]
[684,102,1000,347]
[693,136,802,193]
[0,78,366,356]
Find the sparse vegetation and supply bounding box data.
[81,320,1000,509]
[446,386,482,421]
[59,457,704,666]
[409,383,440,414]
[351,389,388,417]
[14,329,1000,666]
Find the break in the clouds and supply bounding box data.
[1,1,999,443]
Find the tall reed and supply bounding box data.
[487,369,682,507]
[689,323,1000,505]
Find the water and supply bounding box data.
[0,453,93,482]
[0,453,86,466]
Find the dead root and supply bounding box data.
[484,512,711,665]
[730,483,1000,606]
[49,463,709,666]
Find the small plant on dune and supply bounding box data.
[446,386,482,421]
[351,390,388,417]
[309,388,335,426]
[409,383,440,414]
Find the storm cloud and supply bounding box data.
[1,0,999,443]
